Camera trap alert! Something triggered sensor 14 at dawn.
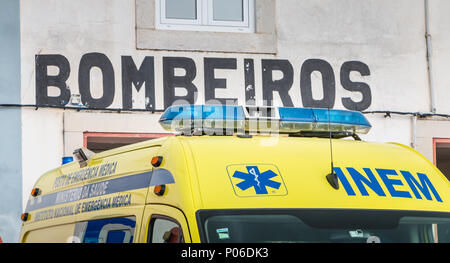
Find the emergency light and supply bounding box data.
[159,105,371,135]
[72,148,95,168]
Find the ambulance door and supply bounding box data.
[139,204,191,243]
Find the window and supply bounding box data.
[148,216,184,243]
[433,138,450,181]
[156,0,255,33]
[83,132,170,153]
[74,216,136,243]
[136,0,276,53]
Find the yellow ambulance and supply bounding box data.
[19,105,450,243]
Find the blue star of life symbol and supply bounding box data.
[232,166,281,194]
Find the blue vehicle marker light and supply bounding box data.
[159,105,371,134]
[62,156,74,165]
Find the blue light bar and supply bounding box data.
[159,105,371,134]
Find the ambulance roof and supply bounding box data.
[176,135,449,212]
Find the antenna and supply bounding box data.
[326,107,339,189]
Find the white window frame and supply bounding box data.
[156,0,255,33]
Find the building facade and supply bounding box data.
[1,0,450,242]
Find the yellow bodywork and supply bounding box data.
[19,135,450,243]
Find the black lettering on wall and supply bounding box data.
[34,53,373,111]
[78,52,115,108]
[261,59,294,107]
[204,58,238,105]
[121,56,155,110]
[300,59,335,108]
[244,59,255,105]
[163,57,198,108]
[340,61,371,111]
[35,54,71,106]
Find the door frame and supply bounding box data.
[139,204,192,243]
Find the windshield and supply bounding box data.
[197,209,450,243]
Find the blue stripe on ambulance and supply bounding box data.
[25,168,175,212]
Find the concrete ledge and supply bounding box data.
[136,28,276,54]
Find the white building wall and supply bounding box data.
[18,0,450,228]
[277,0,430,113]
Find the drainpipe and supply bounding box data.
[411,114,417,149]
[425,0,437,113]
